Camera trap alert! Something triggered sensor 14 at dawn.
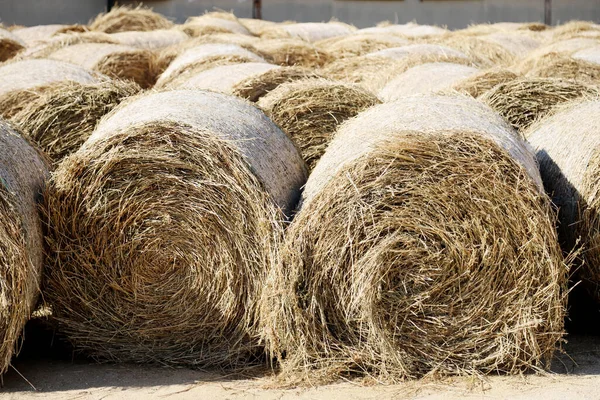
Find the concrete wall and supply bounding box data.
[1,0,599,28]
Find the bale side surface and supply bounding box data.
[452,68,519,98]
[109,29,188,49]
[252,39,333,68]
[232,66,323,102]
[0,28,25,61]
[90,5,174,33]
[314,33,409,58]
[526,54,600,85]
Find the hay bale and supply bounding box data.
[182,15,252,37]
[43,90,307,367]
[260,22,356,43]
[481,78,598,133]
[314,33,409,58]
[232,66,323,102]
[527,54,600,85]
[0,59,99,118]
[155,43,265,88]
[90,5,173,34]
[258,79,380,170]
[169,63,280,94]
[48,43,157,88]
[359,23,447,37]
[552,21,600,40]
[12,24,87,45]
[252,38,332,68]
[239,18,279,36]
[379,62,480,101]
[109,29,188,49]
[365,43,470,61]
[0,121,49,375]
[525,97,600,300]
[0,28,25,61]
[16,31,117,60]
[11,80,140,165]
[452,68,519,98]
[260,94,565,383]
[458,22,549,36]
[435,34,517,67]
[573,45,600,65]
[479,32,541,58]
[515,38,600,74]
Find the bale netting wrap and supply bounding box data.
[365,44,470,61]
[260,22,356,43]
[170,63,280,94]
[526,54,600,85]
[314,33,409,58]
[0,122,48,374]
[155,43,265,88]
[452,68,519,98]
[258,79,381,170]
[0,28,25,61]
[182,16,252,37]
[109,29,189,49]
[481,77,598,133]
[11,79,141,165]
[47,43,157,88]
[232,66,323,102]
[573,45,600,65]
[90,5,174,34]
[44,90,307,367]
[252,39,333,68]
[379,62,480,101]
[0,59,99,119]
[12,24,87,45]
[260,96,566,383]
[525,98,600,300]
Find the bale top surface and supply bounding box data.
[172,62,279,93]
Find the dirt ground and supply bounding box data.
[2,335,600,399]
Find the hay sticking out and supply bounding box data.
[525,97,600,300]
[155,43,265,88]
[0,121,49,374]
[315,33,409,58]
[11,80,140,165]
[182,15,252,37]
[258,79,380,170]
[452,68,519,98]
[43,90,306,366]
[110,29,188,49]
[0,28,25,61]
[48,43,157,88]
[90,5,174,34]
[232,66,323,102]
[260,94,565,383]
[366,43,470,61]
[12,24,87,45]
[252,39,332,68]
[481,78,598,133]
[260,22,356,43]
[380,62,480,101]
[0,59,99,118]
[170,63,279,94]
[526,54,600,85]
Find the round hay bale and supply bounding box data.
[0,59,99,118]
[252,38,333,68]
[90,5,173,34]
[169,62,279,94]
[481,77,598,133]
[527,54,600,85]
[258,79,381,170]
[11,80,140,165]
[48,42,157,88]
[365,43,470,61]
[260,94,565,383]
[12,24,87,46]
[0,121,49,375]
[515,38,600,74]
[573,45,600,65]
[552,21,600,41]
[155,43,265,88]
[359,23,447,38]
[182,16,252,37]
[379,62,480,101]
[0,28,25,61]
[239,18,279,36]
[260,22,356,43]
[479,32,541,58]
[109,29,188,49]
[314,33,409,58]
[16,31,117,60]
[525,97,600,300]
[452,68,519,98]
[435,34,517,67]
[43,90,307,366]
[458,22,549,36]
[232,66,323,102]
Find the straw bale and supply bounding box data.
[515,38,600,74]
[552,21,600,40]
[573,45,600,65]
[182,16,252,37]
[314,33,409,58]
[109,29,188,49]
[43,90,306,366]
[260,94,565,383]
[16,31,117,60]
[232,66,323,102]
[358,23,447,37]
[239,18,279,36]
[452,68,519,98]
[252,38,333,68]
[526,54,600,85]
[12,80,140,165]
[481,77,598,133]
[479,32,541,58]
[434,34,518,67]
[0,121,48,374]
[90,5,173,34]
[365,43,470,61]
[0,28,25,61]
[379,62,480,101]
[48,42,157,88]
[258,79,380,169]
[12,24,87,45]
[260,22,355,43]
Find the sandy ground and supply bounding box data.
[3,335,600,399]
